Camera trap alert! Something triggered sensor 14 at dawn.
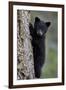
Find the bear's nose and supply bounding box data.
[37,30,43,36]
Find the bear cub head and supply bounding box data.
[34,17,51,37]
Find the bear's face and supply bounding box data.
[34,17,51,37]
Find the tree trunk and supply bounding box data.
[17,10,35,79]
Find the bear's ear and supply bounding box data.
[35,17,40,22]
[45,22,51,27]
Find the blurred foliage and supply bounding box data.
[41,48,57,78]
[30,11,58,78]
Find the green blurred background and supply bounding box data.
[30,11,58,78]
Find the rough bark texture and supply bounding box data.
[17,10,35,79]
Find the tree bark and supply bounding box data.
[17,10,35,79]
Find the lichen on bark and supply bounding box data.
[17,10,35,79]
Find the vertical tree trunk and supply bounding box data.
[17,10,35,79]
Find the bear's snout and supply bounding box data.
[37,29,43,36]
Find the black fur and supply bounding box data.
[29,17,51,78]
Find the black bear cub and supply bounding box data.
[29,17,51,78]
